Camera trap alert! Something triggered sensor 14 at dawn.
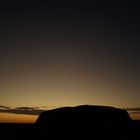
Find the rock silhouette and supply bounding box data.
[36,105,132,139]
[0,105,138,140]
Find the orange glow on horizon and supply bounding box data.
[128,112,140,120]
[0,113,38,123]
[0,112,139,123]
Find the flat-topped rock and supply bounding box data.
[36,105,131,127]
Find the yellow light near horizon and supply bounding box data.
[0,113,38,123]
[128,112,140,120]
[0,112,139,123]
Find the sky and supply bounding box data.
[0,1,140,122]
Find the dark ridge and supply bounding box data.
[36,105,132,125]
[1,105,139,139]
[35,105,133,139]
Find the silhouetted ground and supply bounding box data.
[0,105,140,139]
[0,121,139,139]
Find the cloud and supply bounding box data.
[16,107,37,110]
[0,105,52,115]
[126,108,140,114]
[126,108,140,111]
[1,105,139,116]
[0,105,10,109]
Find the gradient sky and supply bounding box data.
[0,1,140,122]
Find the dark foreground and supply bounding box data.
[0,105,140,139]
[0,121,140,139]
